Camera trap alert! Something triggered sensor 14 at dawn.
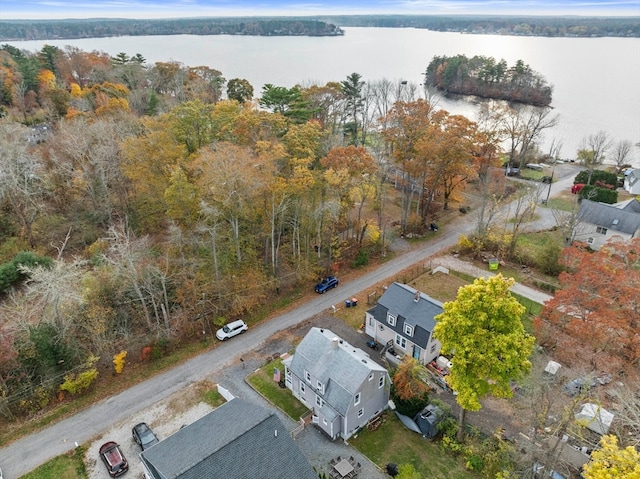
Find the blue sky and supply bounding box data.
[2,0,639,20]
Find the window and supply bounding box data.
[323,418,328,425]
[354,392,361,406]
[368,316,373,326]
[316,395,324,407]
[368,373,374,381]
[395,334,407,349]
[387,314,396,326]
[404,324,414,337]
[305,370,311,382]
[317,381,324,393]
[596,226,608,235]
[358,408,364,418]
[588,237,594,244]
[430,343,437,353]
[378,376,385,388]
[300,382,306,394]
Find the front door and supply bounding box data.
[412,345,421,360]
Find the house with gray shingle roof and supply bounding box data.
[623,169,640,195]
[139,398,317,479]
[575,198,640,250]
[282,327,390,441]
[364,283,443,366]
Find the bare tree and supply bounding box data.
[611,139,633,174]
[502,104,559,168]
[0,122,47,245]
[577,130,613,183]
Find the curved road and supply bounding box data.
[0,167,577,478]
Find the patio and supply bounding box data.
[329,455,361,478]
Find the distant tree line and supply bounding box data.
[425,55,553,107]
[2,15,639,41]
[0,18,344,41]
[320,14,640,37]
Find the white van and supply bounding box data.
[216,320,248,341]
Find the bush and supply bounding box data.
[574,169,617,187]
[59,368,99,395]
[536,242,563,276]
[352,248,370,267]
[579,185,618,204]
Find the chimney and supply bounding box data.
[332,338,339,349]
[414,291,420,302]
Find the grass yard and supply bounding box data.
[20,447,87,479]
[349,413,478,479]
[246,358,311,421]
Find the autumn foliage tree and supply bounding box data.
[434,274,535,440]
[535,237,640,372]
[582,435,640,479]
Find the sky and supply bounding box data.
[1,0,639,20]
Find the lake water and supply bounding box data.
[11,27,640,166]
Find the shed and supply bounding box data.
[414,404,444,438]
[575,403,614,435]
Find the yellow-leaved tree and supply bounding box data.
[582,435,640,479]
[433,274,535,441]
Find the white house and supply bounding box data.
[623,168,640,195]
[575,198,640,250]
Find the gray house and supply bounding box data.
[364,282,443,366]
[139,398,317,479]
[282,327,390,440]
[575,198,640,250]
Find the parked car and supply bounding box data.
[506,166,520,176]
[99,441,129,477]
[132,421,159,451]
[315,276,339,293]
[0,465,3,479]
[526,163,544,171]
[216,319,248,340]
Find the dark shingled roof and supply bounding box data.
[367,282,443,347]
[140,398,317,479]
[578,199,640,235]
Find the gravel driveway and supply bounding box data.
[85,314,387,479]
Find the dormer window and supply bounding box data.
[387,314,396,326]
[404,324,414,337]
[317,380,324,393]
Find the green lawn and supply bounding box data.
[350,413,477,478]
[20,447,87,479]
[246,358,311,420]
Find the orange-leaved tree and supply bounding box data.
[535,237,640,372]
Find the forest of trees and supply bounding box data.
[0,18,344,41]
[2,15,638,42]
[425,55,553,107]
[324,15,640,37]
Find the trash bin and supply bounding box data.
[345,299,351,308]
[351,297,358,307]
[489,259,499,271]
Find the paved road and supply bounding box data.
[0,166,577,478]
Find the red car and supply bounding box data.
[99,441,129,477]
[571,183,585,194]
